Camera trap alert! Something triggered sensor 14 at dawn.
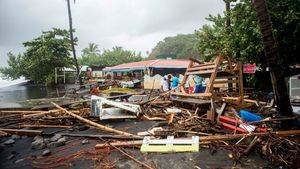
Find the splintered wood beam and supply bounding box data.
[51,102,134,136]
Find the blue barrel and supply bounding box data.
[239,110,262,122]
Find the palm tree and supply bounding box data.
[66,0,82,85]
[252,0,293,117]
[82,43,100,55]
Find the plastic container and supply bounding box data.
[239,109,262,122]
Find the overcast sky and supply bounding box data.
[0,0,224,67]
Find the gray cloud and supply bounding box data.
[0,0,224,66]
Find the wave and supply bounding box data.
[0,77,27,88]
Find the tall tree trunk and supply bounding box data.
[252,0,293,117]
[224,0,233,92]
[67,0,82,85]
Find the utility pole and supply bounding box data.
[252,0,293,118]
[66,0,82,85]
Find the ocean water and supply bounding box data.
[0,77,48,108]
[0,77,27,88]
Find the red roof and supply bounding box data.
[103,59,189,71]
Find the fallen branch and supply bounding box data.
[51,102,133,136]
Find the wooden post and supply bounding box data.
[180,60,194,94]
[238,62,244,101]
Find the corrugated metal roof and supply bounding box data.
[103,59,190,71]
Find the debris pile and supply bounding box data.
[0,58,299,168]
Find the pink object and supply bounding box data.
[243,63,256,74]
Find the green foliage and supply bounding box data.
[0,52,23,79]
[267,0,300,66]
[149,34,200,60]
[79,43,101,66]
[81,43,100,56]
[196,0,299,66]
[79,46,143,67]
[0,28,73,85]
[196,0,263,62]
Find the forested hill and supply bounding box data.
[148,33,199,60]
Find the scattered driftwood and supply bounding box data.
[0,128,42,136]
[51,102,134,136]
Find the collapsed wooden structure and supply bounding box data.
[172,55,244,101]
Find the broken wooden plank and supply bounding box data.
[0,128,42,136]
[51,102,134,136]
